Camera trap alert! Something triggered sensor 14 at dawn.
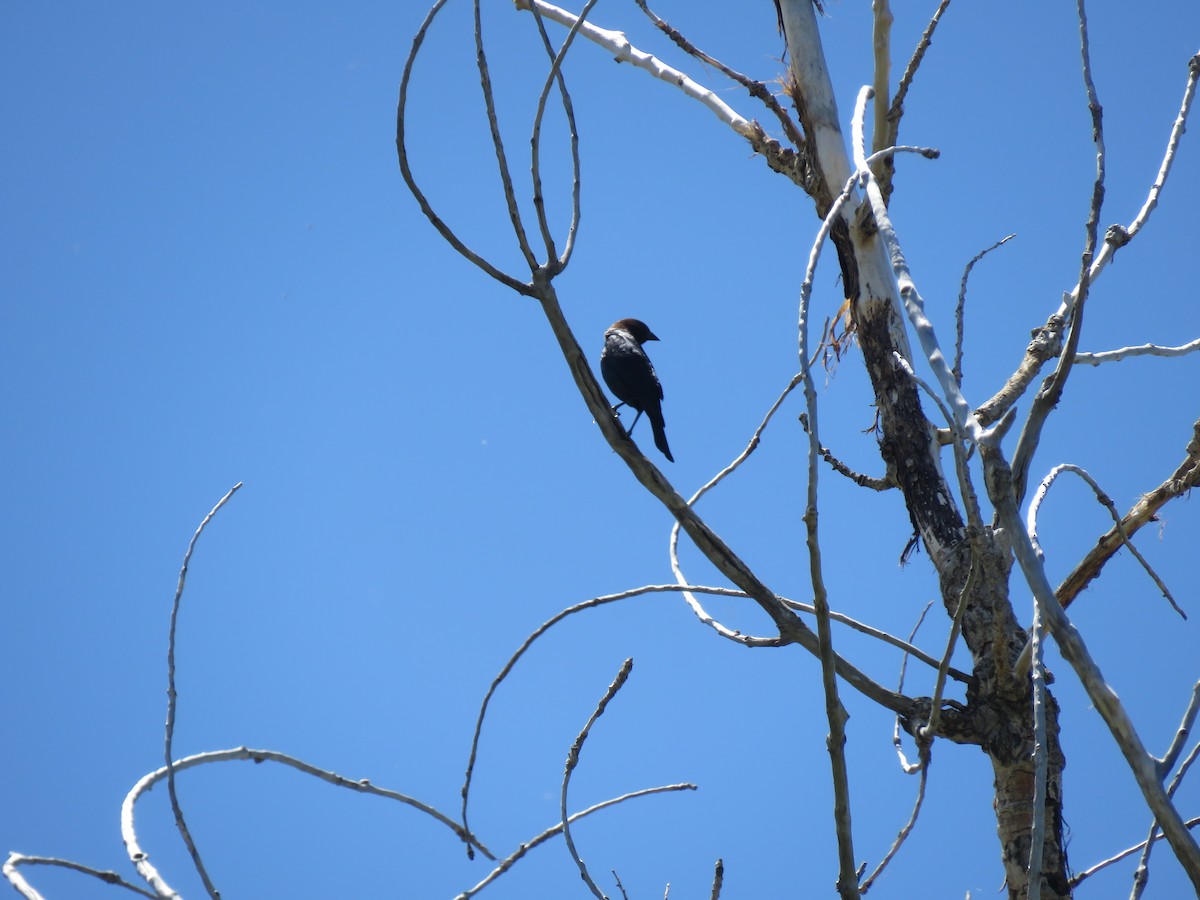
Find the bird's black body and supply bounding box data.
[601,318,673,462]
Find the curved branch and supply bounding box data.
[164,483,242,900]
[396,0,535,295]
[3,854,159,900]
[528,0,589,272]
[453,783,696,900]
[122,746,491,899]
[1058,414,1200,608]
[1073,337,1200,365]
[560,660,634,899]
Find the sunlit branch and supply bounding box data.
[453,784,696,899]
[164,483,242,900]
[122,747,491,900]
[3,854,159,900]
[954,234,1016,386]
[1074,337,1200,365]
[560,659,634,899]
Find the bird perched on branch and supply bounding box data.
[601,318,674,462]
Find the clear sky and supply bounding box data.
[3,3,1200,898]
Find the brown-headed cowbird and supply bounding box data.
[601,318,673,462]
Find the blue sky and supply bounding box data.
[4,2,1200,898]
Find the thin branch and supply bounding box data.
[893,602,936,774]
[1074,337,1200,366]
[954,234,1017,386]
[474,0,538,271]
[1132,741,1200,898]
[1028,464,1182,619]
[527,1,586,272]
[858,745,929,893]
[1159,682,1200,777]
[1058,414,1200,608]
[1009,0,1107,505]
[3,854,159,900]
[122,747,490,900]
[458,584,699,854]
[612,870,629,900]
[799,412,893,490]
[633,0,806,148]
[396,0,534,294]
[561,659,634,900]
[708,858,725,900]
[869,0,893,163]
[798,82,863,900]
[978,52,1198,426]
[459,578,962,845]
[1120,51,1200,244]
[515,0,754,139]
[1070,817,1200,889]
[878,0,953,200]
[453,784,695,900]
[164,482,242,900]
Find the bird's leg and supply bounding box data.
[626,409,644,436]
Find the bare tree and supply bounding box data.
[394,2,1200,898]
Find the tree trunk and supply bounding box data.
[776,2,1071,895]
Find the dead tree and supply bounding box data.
[397,2,1200,898]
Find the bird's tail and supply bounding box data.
[649,411,674,463]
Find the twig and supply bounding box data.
[893,602,936,774]
[164,482,242,900]
[878,0,953,200]
[3,854,159,900]
[858,744,929,893]
[954,235,1017,385]
[1028,464,1182,619]
[1070,816,1200,888]
[561,659,634,900]
[1058,415,1200,608]
[799,412,893,490]
[709,858,724,900]
[1117,52,1200,245]
[453,784,696,899]
[1159,681,1200,777]
[1132,741,1200,898]
[612,868,629,900]
[1073,337,1200,365]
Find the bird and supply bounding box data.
[600,318,674,462]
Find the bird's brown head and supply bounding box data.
[610,318,659,344]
